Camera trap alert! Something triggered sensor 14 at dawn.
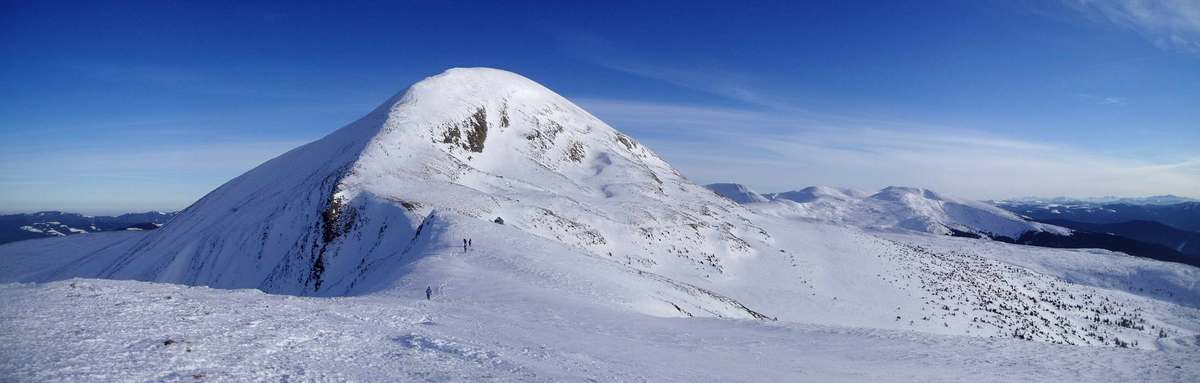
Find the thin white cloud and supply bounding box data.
[1099,96,1128,105]
[1074,92,1129,106]
[598,61,787,109]
[556,33,792,109]
[580,98,1200,200]
[1067,0,1200,53]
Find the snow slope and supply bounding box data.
[2,278,1196,382]
[8,207,1193,349]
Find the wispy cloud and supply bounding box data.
[557,33,790,109]
[597,61,785,109]
[579,98,1200,200]
[1066,0,1200,53]
[1075,92,1129,106]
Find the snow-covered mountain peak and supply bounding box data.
[864,186,1036,236]
[363,67,595,159]
[330,68,764,285]
[26,68,766,298]
[340,67,673,204]
[870,186,945,202]
[705,183,769,204]
[771,186,865,203]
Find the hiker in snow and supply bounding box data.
[463,238,468,252]
[426,286,432,300]
[468,238,472,247]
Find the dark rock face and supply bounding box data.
[567,142,585,162]
[464,108,488,152]
[616,134,636,151]
[499,104,510,128]
[438,107,490,153]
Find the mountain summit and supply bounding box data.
[26,68,764,299]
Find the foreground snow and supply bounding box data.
[2,278,1195,383]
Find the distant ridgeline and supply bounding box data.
[993,201,1200,268]
[0,211,177,245]
[707,184,1200,269]
[996,200,1200,232]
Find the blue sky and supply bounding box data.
[1,0,1198,213]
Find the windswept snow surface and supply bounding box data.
[2,278,1197,382]
[1,68,1198,381]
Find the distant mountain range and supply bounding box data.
[991,198,1200,262]
[996,200,1200,232]
[1031,219,1200,258]
[708,184,1200,268]
[997,195,1198,206]
[707,184,1068,239]
[0,211,176,245]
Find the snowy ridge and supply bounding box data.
[707,183,770,203]
[334,68,765,285]
[768,185,868,203]
[710,183,1069,238]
